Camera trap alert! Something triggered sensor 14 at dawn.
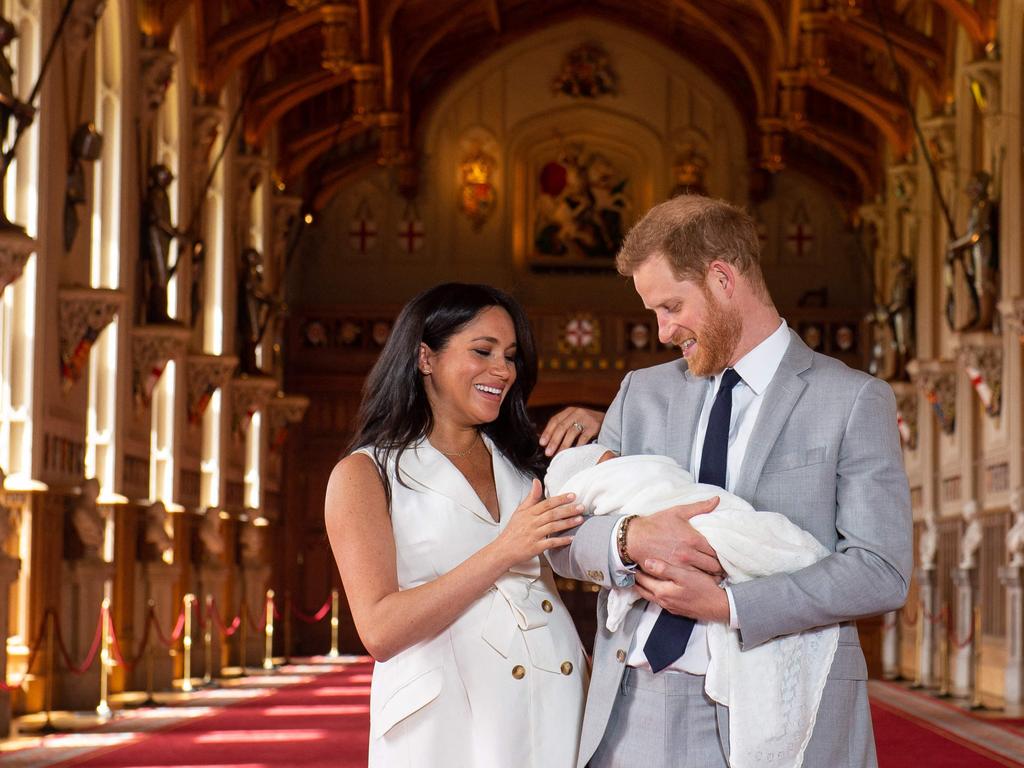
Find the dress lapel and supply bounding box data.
[485,434,532,527]
[396,438,498,525]
[734,329,813,501]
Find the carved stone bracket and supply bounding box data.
[890,381,918,450]
[235,154,270,237]
[67,0,108,58]
[186,353,238,425]
[964,58,1001,117]
[0,227,37,296]
[191,104,226,191]
[919,113,957,179]
[999,297,1024,341]
[270,194,303,267]
[887,163,918,210]
[58,286,125,392]
[907,358,957,435]
[351,63,383,119]
[131,324,190,408]
[140,46,177,117]
[958,331,1003,417]
[267,392,310,430]
[230,374,278,436]
[320,3,358,74]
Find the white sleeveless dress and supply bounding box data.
[357,436,586,767]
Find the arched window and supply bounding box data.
[84,0,123,496]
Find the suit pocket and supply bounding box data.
[761,446,827,474]
[373,666,444,738]
[827,642,868,681]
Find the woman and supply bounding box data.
[325,283,587,767]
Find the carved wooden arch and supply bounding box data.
[280,119,375,182]
[246,69,352,144]
[810,74,910,154]
[312,153,381,211]
[792,124,875,198]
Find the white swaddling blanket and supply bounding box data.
[545,447,839,768]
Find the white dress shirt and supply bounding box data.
[609,319,791,674]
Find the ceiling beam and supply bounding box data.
[203,7,321,93]
[484,0,501,33]
[312,152,381,210]
[280,119,376,181]
[929,0,988,45]
[247,70,353,144]
[809,72,909,153]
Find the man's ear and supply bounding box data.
[418,343,433,375]
[708,261,736,298]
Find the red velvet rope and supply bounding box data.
[0,611,50,692]
[53,607,105,676]
[152,608,188,649]
[208,599,242,638]
[107,608,155,672]
[953,618,975,649]
[290,598,331,624]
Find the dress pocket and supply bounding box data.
[373,666,444,738]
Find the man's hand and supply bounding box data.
[626,498,722,575]
[634,560,730,623]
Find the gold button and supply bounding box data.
[616,649,626,662]
[512,665,526,679]
[561,661,573,675]
[542,600,553,613]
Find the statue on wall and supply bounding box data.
[71,478,104,560]
[144,500,173,561]
[198,506,224,562]
[887,254,915,377]
[945,171,998,332]
[958,499,982,570]
[1007,488,1024,567]
[63,122,103,251]
[141,164,185,324]
[237,247,277,375]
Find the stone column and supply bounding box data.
[915,565,937,687]
[0,554,20,735]
[1000,563,1023,703]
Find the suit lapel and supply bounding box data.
[665,366,705,471]
[734,329,812,501]
[396,438,498,524]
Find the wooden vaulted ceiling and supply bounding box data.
[145,0,999,211]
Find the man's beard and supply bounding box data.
[679,286,742,377]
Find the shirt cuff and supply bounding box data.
[724,585,741,629]
[607,516,637,588]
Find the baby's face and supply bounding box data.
[597,450,618,464]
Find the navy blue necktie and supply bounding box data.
[643,367,742,673]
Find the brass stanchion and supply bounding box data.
[181,593,196,693]
[141,600,157,705]
[936,602,950,698]
[39,610,57,733]
[283,591,293,665]
[96,598,112,718]
[329,589,340,658]
[238,597,248,676]
[262,589,275,670]
[910,599,924,688]
[970,604,986,710]
[202,594,216,687]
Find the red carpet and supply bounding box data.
[57,661,372,768]
[872,701,1024,767]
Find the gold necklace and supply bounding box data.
[434,433,481,458]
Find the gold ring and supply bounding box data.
[571,421,584,432]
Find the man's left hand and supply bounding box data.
[633,559,730,623]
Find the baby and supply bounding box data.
[545,444,838,768]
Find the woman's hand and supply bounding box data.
[539,407,605,456]
[491,479,583,568]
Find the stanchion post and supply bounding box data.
[283,591,293,665]
[238,597,248,676]
[96,598,112,718]
[142,600,157,705]
[329,589,340,658]
[936,602,950,698]
[181,593,195,693]
[262,589,275,671]
[202,594,215,687]
[40,610,57,733]
[911,598,924,688]
[970,604,985,710]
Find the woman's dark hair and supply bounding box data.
[346,282,545,501]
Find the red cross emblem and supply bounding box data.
[398,218,425,253]
[349,217,377,254]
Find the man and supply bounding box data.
[547,195,912,767]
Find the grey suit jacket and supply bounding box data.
[548,330,912,767]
